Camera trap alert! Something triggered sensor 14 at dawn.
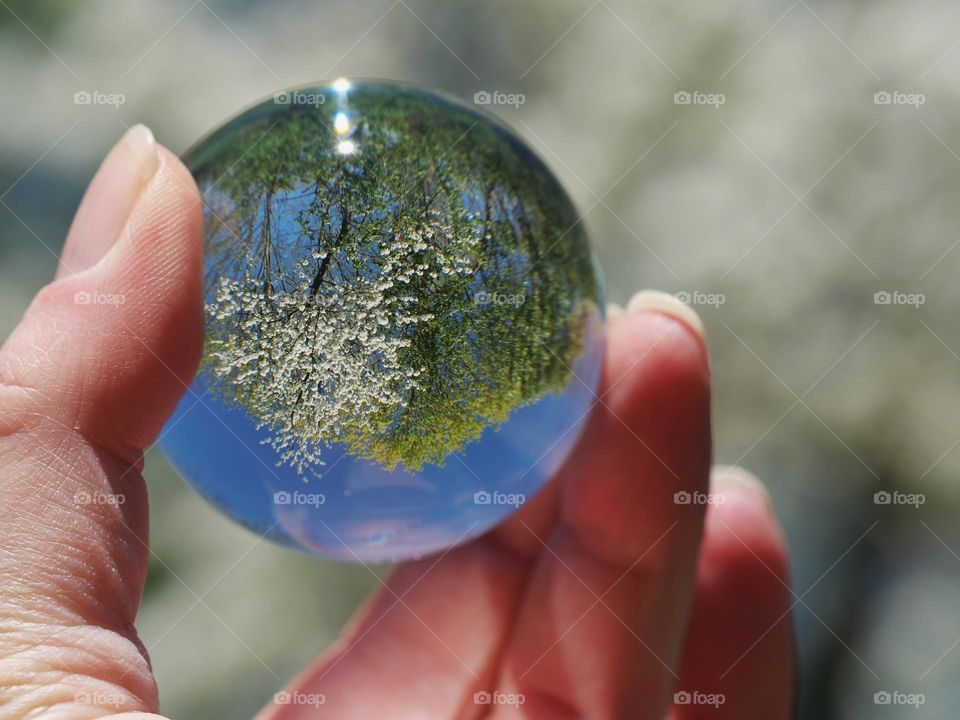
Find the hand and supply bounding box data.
[0,126,794,719]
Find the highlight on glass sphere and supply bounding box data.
[159,78,605,562]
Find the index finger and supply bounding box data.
[486,290,712,720]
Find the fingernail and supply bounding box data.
[606,302,625,320]
[122,123,159,188]
[712,465,772,509]
[626,289,705,339]
[57,124,160,279]
[89,125,160,268]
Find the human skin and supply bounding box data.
[0,125,794,719]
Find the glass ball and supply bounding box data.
[159,79,605,562]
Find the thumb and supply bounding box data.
[0,125,202,718]
[2,124,204,459]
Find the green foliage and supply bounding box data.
[192,82,600,472]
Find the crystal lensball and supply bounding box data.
[159,80,605,562]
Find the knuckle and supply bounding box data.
[0,621,157,717]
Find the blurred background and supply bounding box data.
[0,0,957,716]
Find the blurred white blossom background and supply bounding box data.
[2,0,960,717]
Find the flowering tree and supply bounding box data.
[192,85,599,472]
